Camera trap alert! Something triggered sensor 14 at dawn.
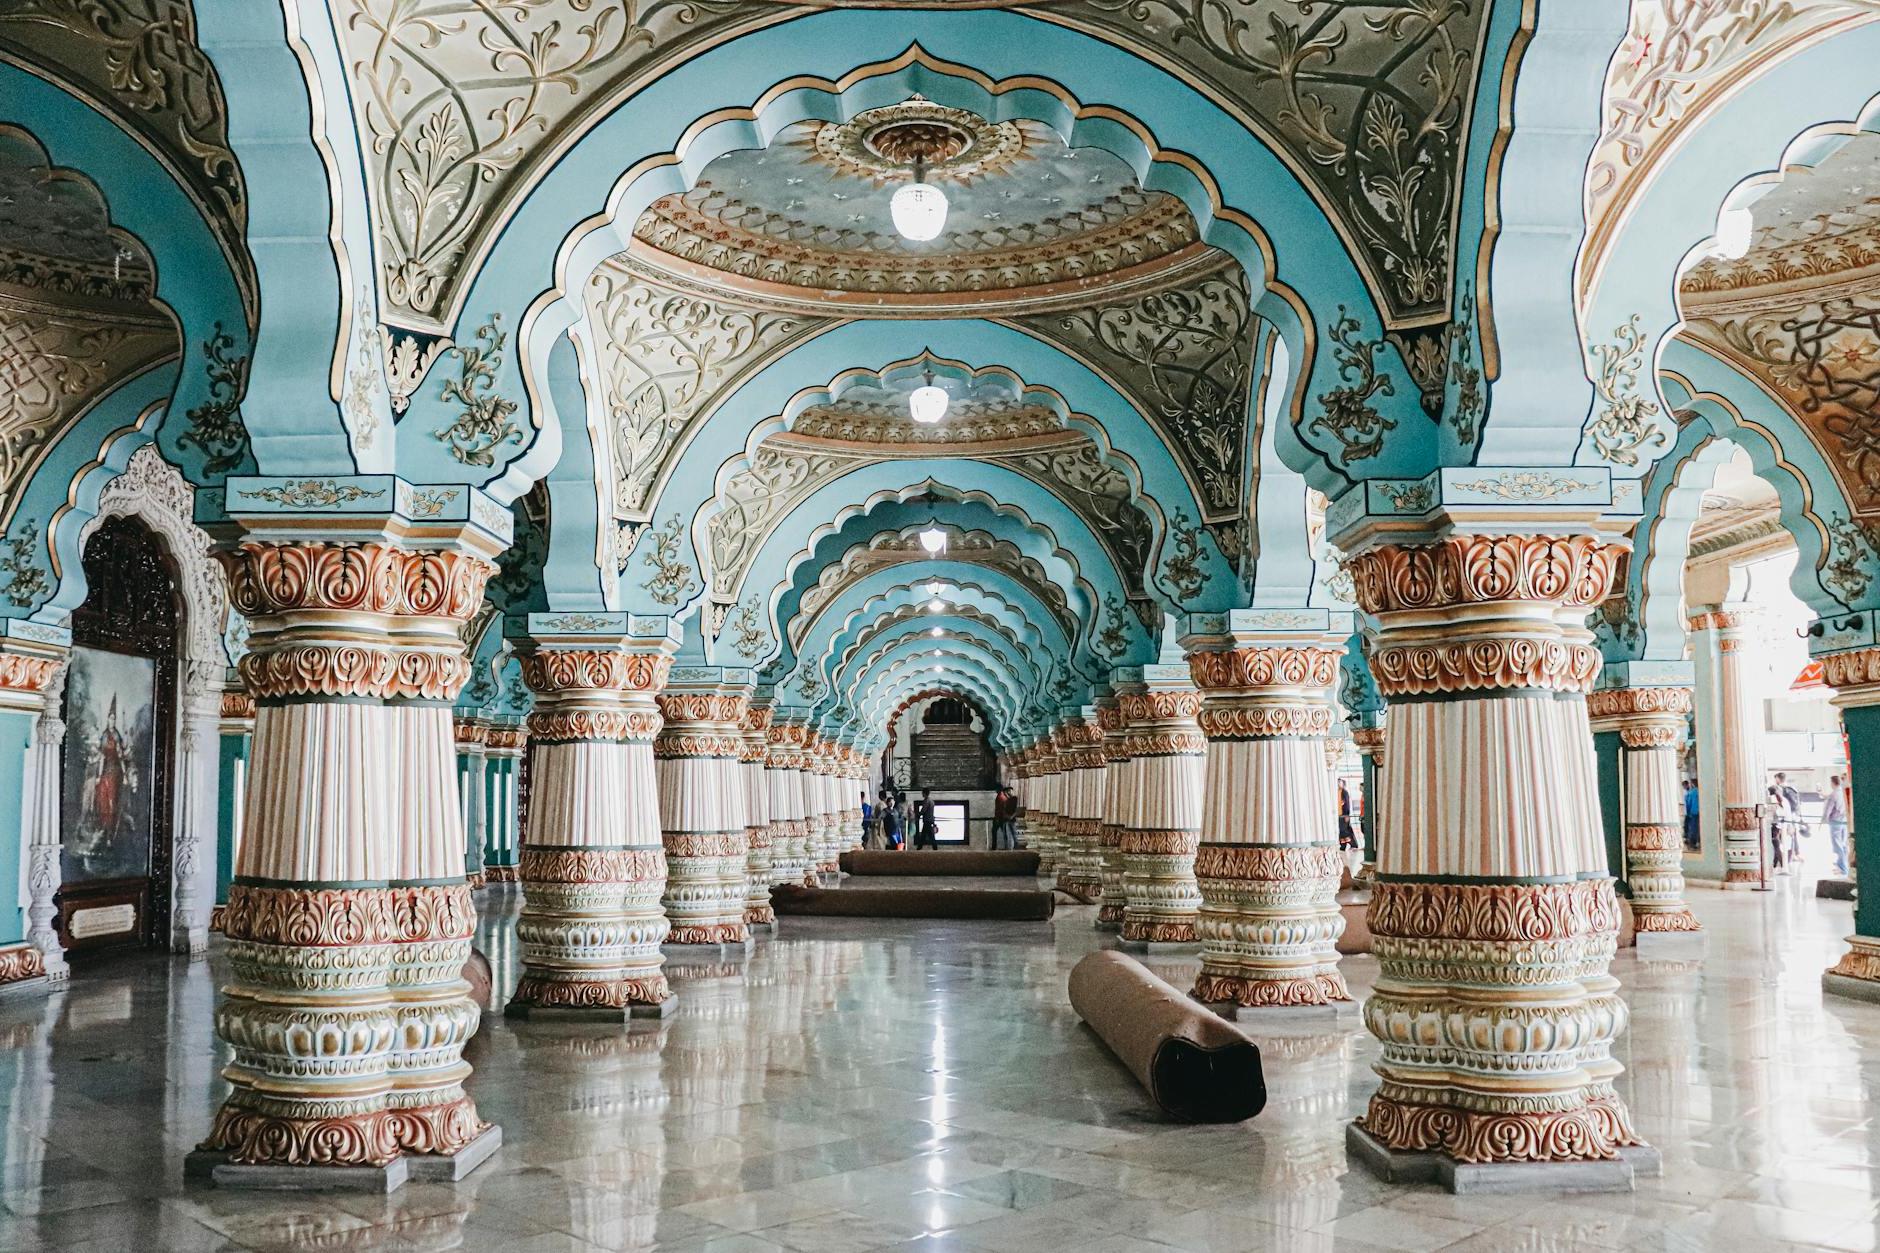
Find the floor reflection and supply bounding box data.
[0,878,1873,1251]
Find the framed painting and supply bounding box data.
[60,645,160,885]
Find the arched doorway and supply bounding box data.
[56,514,181,959]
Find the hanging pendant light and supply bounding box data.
[926,581,944,596]
[918,526,947,555]
[909,365,949,424]
[891,155,948,242]
[1713,207,1755,260]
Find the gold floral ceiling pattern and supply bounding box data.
[1680,131,1880,519]
[328,0,1486,332]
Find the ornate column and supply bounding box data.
[1588,685,1700,932]
[842,744,865,851]
[455,719,490,889]
[742,704,775,927]
[1183,611,1350,1008]
[483,724,526,882]
[506,617,678,1020]
[1095,698,1129,930]
[1117,666,1205,944]
[801,735,829,874]
[5,637,63,988]
[1032,735,1062,874]
[1350,724,1384,884]
[655,677,749,947]
[1821,651,1880,999]
[173,659,225,955]
[211,685,257,932]
[197,530,498,1183]
[766,718,812,886]
[1056,715,1105,899]
[1690,608,1763,887]
[1345,532,1646,1184]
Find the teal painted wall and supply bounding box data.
[215,730,248,903]
[1847,706,1880,938]
[0,711,32,944]
[485,757,516,867]
[1594,729,1627,895]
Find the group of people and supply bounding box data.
[1679,772,1852,878]
[860,784,1024,850]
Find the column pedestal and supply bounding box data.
[742,705,776,927]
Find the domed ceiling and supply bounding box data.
[0,127,178,531]
[1680,130,1880,516]
[629,99,1220,316]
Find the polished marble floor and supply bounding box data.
[0,876,1877,1252]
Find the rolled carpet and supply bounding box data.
[1068,950,1266,1123]
[840,850,1042,876]
[771,883,1054,920]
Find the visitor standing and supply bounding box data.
[1683,778,1700,852]
[1827,773,1850,877]
[993,785,1018,850]
[915,789,938,849]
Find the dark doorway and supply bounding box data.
[58,514,180,960]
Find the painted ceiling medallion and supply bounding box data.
[816,99,1024,184]
[628,112,1219,315]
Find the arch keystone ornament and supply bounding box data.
[1182,610,1352,1009]
[1336,508,1658,1193]
[505,614,680,1021]
[189,484,506,1190]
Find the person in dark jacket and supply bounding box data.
[914,790,938,849]
[993,786,1019,850]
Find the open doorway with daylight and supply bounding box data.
[57,514,181,961]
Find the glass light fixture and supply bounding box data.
[928,598,946,612]
[926,581,944,596]
[918,526,947,555]
[909,365,949,424]
[1713,207,1754,260]
[891,156,948,242]
[930,626,943,637]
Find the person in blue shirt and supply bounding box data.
[1683,778,1700,851]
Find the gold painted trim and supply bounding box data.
[1473,1,1538,382]
[1577,13,1880,308]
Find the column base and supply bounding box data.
[1225,999,1360,1024]
[666,923,750,945]
[1120,919,1197,944]
[1345,1124,1658,1195]
[506,973,673,1018]
[185,1152,409,1194]
[1721,868,1761,890]
[1823,971,1880,1004]
[0,974,50,1002]
[1094,908,1124,931]
[1116,938,1201,956]
[744,907,777,927]
[404,1124,503,1183]
[1633,909,1701,933]
[1192,970,1350,1009]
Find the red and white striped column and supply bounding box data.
[1117,668,1205,944]
[655,681,750,946]
[1095,698,1131,930]
[741,704,776,927]
[1691,608,1763,887]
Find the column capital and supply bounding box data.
[210,475,510,559]
[1586,684,1693,735]
[0,634,66,715]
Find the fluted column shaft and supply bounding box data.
[1056,717,1106,897]
[1589,687,1699,932]
[483,725,525,881]
[202,540,494,1169]
[1096,700,1129,929]
[742,705,776,925]
[1118,676,1204,943]
[1032,741,1063,872]
[1185,634,1347,1007]
[1691,608,1763,887]
[508,636,675,1014]
[656,686,750,945]
[766,721,812,886]
[16,653,68,984]
[1348,533,1642,1167]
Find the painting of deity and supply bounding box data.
[60,646,160,884]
